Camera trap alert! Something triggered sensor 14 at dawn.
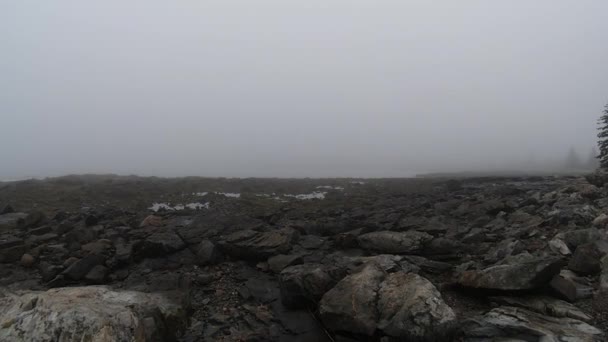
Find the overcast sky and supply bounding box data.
[1,1,607,178]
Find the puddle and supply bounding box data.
[149,202,210,212]
[316,185,344,190]
[284,192,327,200]
[216,192,241,198]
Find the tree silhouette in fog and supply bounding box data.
[598,103,608,169]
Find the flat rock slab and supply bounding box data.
[462,306,604,341]
[457,257,564,290]
[219,228,299,260]
[357,230,433,254]
[0,286,188,342]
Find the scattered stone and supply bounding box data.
[62,254,105,281]
[84,214,99,227]
[194,239,221,266]
[140,215,163,227]
[551,270,595,302]
[568,241,608,275]
[490,295,592,322]
[279,263,347,309]
[268,254,303,273]
[219,228,300,260]
[357,230,433,254]
[0,204,14,215]
[84,265,108,284]
[137,230,186,258]
[20,254,35,268]
[461,306,604,341]
[457,257,564,290]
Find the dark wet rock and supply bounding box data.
[38,262,63,282]
[20,253,35,268]
[178,214,264,246]
[0,241,26,263]
[490,295,592,322]
[84,265,108,284]
[21,211,46,229]
[298,234,325,249]
[404,255,452,274]
[457,257,564,290]
[568,241,608,275]
[194,239,222,266]
[357,230,433,254]
[140,214,162,227]
[332,229,363,249]
[84,214,99,227]
[423,237,463,256]
[319,263,456,340]
[62,254,105,280]
[26,233,58,246]
[461,306,604,341]
[28,225,53,236]
[65,227,98,245]
[268,254,303,273]
[0,212,28,232]
[0,204,14,215]
[483,238,525,264]
[136,230,186,258]
[551,270,594,302]
[557,228,603,250]
[219,228,300,261]
[279,263,347,309]
[81,239,114,256]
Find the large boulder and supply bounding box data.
[136,230,186,258]
[0,236,26,263]
[461,306,604,341]
[0,213,28,232]
[568,241,608,275]
[357,230,433,254]
[279,263,347,309]
[457,257,564,290]
[0,286,189,341]
[194,239,222,266]
[218,228,299,260]
[319,263,456,340]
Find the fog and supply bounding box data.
[1,1,608,179]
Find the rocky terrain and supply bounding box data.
[1,173,608,341]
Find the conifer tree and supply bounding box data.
[598,103,608,169]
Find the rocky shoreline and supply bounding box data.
[1,174,608,341]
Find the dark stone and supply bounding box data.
[0,204,14,215]
[38,261,63,282]
[194,239,222,266]
[0,244,26,263]
[84,214,99,227]
[84,265,109,284]
[568,241,608,275]
[28,225,53,236]
[62,254,105,280]
[357,230,433,254]
[136,230,186,258]
[219,228,300,261]
[551,270,594,302]
[279,263,347,309]
[457,257,565,290]
[268,254,303,273]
